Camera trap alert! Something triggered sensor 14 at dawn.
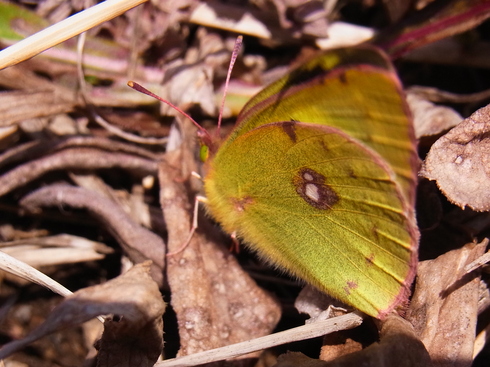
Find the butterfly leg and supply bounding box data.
[166,195,208,256]
[230,231,240,253]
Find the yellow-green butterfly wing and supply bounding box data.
[226,46,417,206]
[205,122,417,319]
[203,46,418,319]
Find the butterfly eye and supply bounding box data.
[200,144,210,162]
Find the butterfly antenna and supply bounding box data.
[127,81,213,144]
[216,35,243,138]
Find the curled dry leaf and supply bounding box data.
[159,159,281,357]
[67,172,158,230]
[0,135,161,172]
[0,90,75,127]
[407,240,487,366]
[294,285,350,321]
[0,261,165,366]
[406,85,490,105]
[320,332,363,363]
[20,184,166,285]
[189,0,329,43]
[274,315,431,367]
[189,2,278,41]
[0,147,158,198]
[163,62,216,117]
[421,104,490,211]
[282,0,330,38]
[1,245,106,269]
[0,234,113,283]
[406,91,462,138]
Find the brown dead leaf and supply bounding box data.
[286,0,329,38]
[420,104,490,211]
[320,324,363,363]
[159,156,281,358]
[189,0,329,44]
[163,62,217,117]
[275,352,329,367]
[275,315,431,367]
[0,261,165,366]
[407,240,487,366]
[406,91,462,138]
[407,86,490,105]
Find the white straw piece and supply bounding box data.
[0,0,148,70]
[155,312,363,366]
[0,250,72,297]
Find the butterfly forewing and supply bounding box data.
[228,46,417,207]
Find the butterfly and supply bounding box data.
[201,45,418,319]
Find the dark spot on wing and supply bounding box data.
[292,168,339,210]
[343,280,358,295]
[231,196,254,212]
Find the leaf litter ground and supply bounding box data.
[1,1,490,366]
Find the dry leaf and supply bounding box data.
[163,62,217,117]
[294,285,350,320]
[420,104,490,211]
[406,91,462,138]
[286,0,329,38]
[189,1,277,40]
[0,147,158,197]
[275,352,329,367]
[407,240,487,366]
[374,0,490,58]
[0,90,75,127]
[0,261,165,366]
